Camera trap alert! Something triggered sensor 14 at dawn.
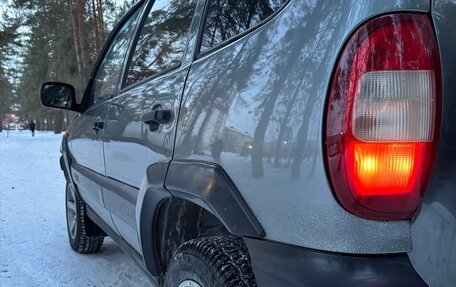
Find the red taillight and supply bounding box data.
[326,14,441,220]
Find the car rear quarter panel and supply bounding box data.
[174,0,429,254]
[408,1,456,286]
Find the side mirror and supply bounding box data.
[40,82,78,111]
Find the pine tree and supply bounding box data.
[0,15,20,132]
[11,0,130,132]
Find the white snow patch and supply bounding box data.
[0,131,153,286]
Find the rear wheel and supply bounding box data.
[164,237,257,287]
[65,182,105,253]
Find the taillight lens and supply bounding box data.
[326,14,441,220]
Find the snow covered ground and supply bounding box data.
[0,131,153,287]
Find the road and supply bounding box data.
[0,131,152,287]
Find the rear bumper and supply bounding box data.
[244,237,427,287]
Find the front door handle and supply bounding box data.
[141,108,174,132]
[92,117,104,134]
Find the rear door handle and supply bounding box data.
[141,108,174,132]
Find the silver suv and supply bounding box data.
[41,0,456,286]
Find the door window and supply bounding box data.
[91,6,143,105]
[201,0,289,52]
[124,0,197,87]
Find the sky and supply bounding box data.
[0,5,4,22]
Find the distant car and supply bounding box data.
[40,0,456,286]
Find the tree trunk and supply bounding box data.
[252,0,327,178]
[92,0,100,52]
[97,0,105,42]
[70,0,91,88]
[0,107,4,132]
[70,0,85,88]
[78,12,90,86]
[251,45,299,178]
[291,37,336,179]
[54,110,64,133]
[273,80,302,167]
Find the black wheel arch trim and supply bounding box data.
[164,160,265,238]
[138,159,264,277]
[138,161,171,278]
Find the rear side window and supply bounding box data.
[201,0,289,52]
[125,0,197,87]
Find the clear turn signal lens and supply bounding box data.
[352,71,435,142]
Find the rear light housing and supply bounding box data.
[325,14,441,220]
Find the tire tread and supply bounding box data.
[167,236,257,287]
[67,183,104,254]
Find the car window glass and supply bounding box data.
[201,0,288,52]
[91,6,143,105]
[124,0,197,87]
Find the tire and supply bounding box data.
[65,182,105,253]
[164,236,257,287]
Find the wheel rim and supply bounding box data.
[177,280,203,287]
[66,184,78,239]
